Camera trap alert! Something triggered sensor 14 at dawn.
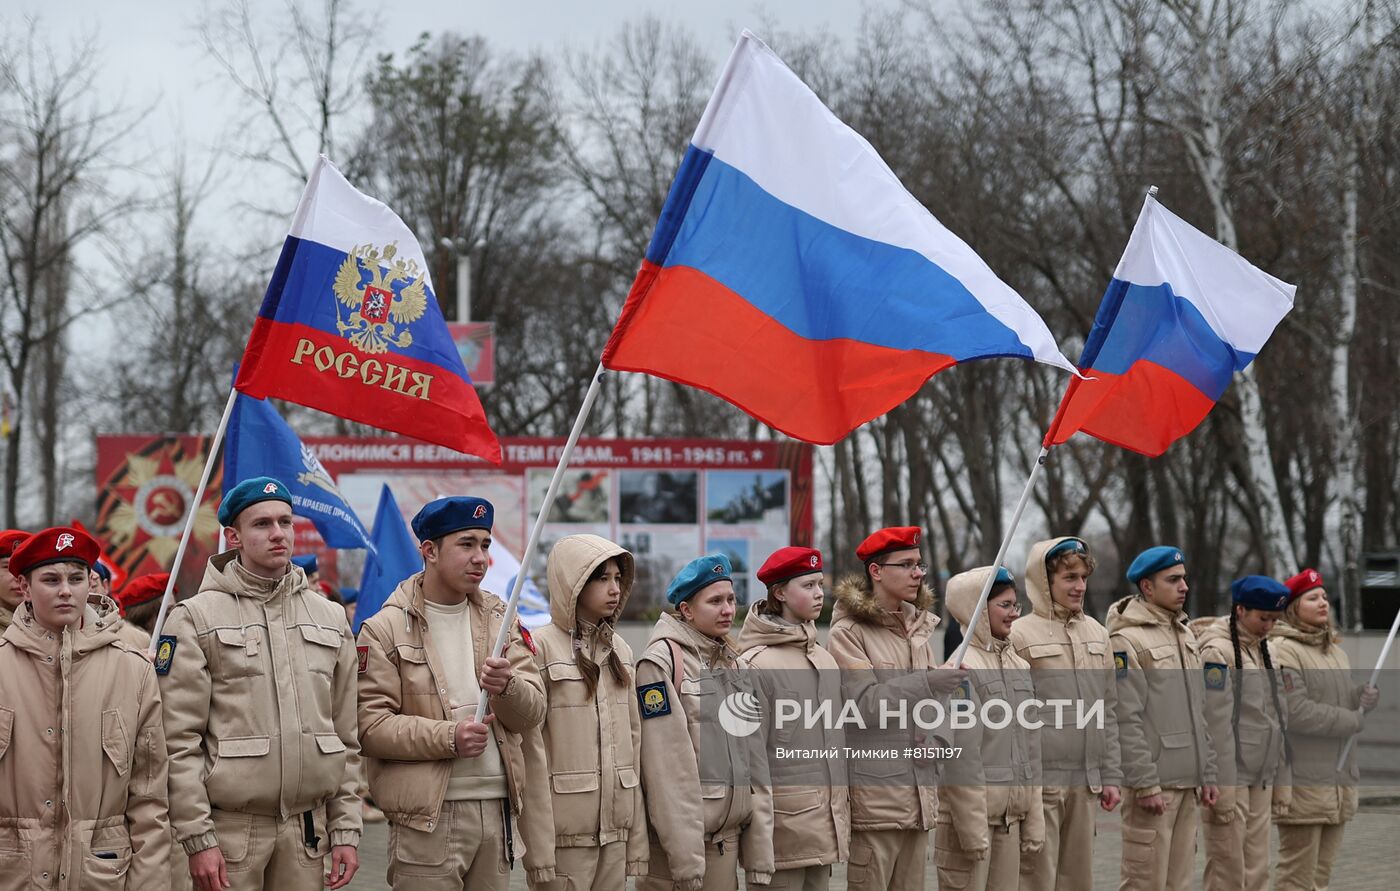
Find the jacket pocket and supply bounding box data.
[0,817,33,891]
[313,733,349,795]
[772,788,821,816]
[617,765,639,789]
[213,627,266,679]
[395,646,436,697]
[552,771,600,794]
[101,710,131,777]
[1146,644,1178,668]
[392,820,450,868]
[0,707,12,762]
[1025,643,1068,663]
[1155,730,1195,784]
[299,625,343,677]
[206,736,272,810]
[78,817,133,890]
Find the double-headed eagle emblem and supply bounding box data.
[332,242,428,354]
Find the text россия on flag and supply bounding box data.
[1045,195,1296,456]
[601,31,1076,445]
[234,155,501,463]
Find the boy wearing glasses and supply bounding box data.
[1008,536,1123,891]
[828,526,965,891]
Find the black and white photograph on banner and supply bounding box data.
[618,469,699,524]
[706,469,789,525]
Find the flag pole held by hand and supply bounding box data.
[1336,603,1400,771]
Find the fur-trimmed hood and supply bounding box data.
[832,575,936,624]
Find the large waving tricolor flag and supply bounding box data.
[601,31,1076,445]
[1044,195,1295,456]
[235,156,501,463]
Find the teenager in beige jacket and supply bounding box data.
[937,566,1044,891]
[825,526,964,891]
[1009,536,1122,891]
[1191,576,1289,891]
[160,478,362,891]
[737,546,849,891]
[0,527,171,891]
[1108,546,1219,891]
[526,534,648,889]
[636,553,771,891]
[356,496,549,890]
[1269,568,1379,891]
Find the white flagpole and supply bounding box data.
[147,387,238,653]
[949,447,1050,667]
[476,364,607,721]
[1335,604,1400,770]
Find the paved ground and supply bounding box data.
[346,800,1400,889]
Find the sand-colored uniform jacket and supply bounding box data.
[1191,615,1286,818]
[1106,596,1217,798]
[938,568,1044,855]
[637,612,769,889]
[1267,618,1362,825]
[826,579,943,832]
[160,553,362,855]
[527,535,647,883]
[737,608,850,872]
[356,572,550,872]
[1006,536,1121,789]
[0,598,171,891]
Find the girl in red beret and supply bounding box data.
[0,528,172,888]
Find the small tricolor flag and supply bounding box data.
[1045,195,1295,456]
[602,31,1075,445]
[235,156,501,463]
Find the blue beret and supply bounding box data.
[93,561,112,582]
[1045,537,1088,562]
[994,566,1014,586]
[667,553,732,606]
[218,477,293,526]
[339,587,358,604]
[1127,545,1185,584]
[412,496,494,541]
[1230,575,1290,611]
[291,554,318,575]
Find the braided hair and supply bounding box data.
[1231,606,1292,768]
[1230,611,1244,768]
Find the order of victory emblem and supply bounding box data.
[332,242,428,354]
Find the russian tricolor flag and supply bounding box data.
[1045,195,1296,456]
[602,32,1076,445]
[235,156,501,463]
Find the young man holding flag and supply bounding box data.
[159,477,362,891]
[356,496,550,890]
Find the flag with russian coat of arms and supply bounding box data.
[234,155,501,463]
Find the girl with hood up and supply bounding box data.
[936,566,1044,890]
[1268,568,1379,891]
[737,547,849,891]
[526,534,648,889]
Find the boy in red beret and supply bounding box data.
[827,527,966,891]
[0,527,172,887]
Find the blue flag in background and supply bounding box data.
[224,393,375,552]
[354,485,421,634]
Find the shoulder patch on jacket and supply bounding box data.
[357,645,369,674]
[154,636,177,675]
[518,621,536,655]
[1282,668,1297,692]
[1114,651,1128,678]
[1203,662,1228,691]
[637,681,671,719]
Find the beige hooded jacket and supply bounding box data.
[160,554,362,856]
[1006,536,1121,789]
[356,571,551,874]
[1190,616,1286,803]
[826,577,942,832]
[527,534,647,882]
[637,612,770,890]
[1106,595,1217,797]
[938,568,1045,856]
[0,597,171,891]
[1267,617,1361,825]
[737,606,850,872]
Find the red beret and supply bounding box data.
[757,547,823,586]
[0,530,28,559]
[1285,568,1324,601]
[9,527,100,576]
[117,573,171,614]
[856,526,922,563]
